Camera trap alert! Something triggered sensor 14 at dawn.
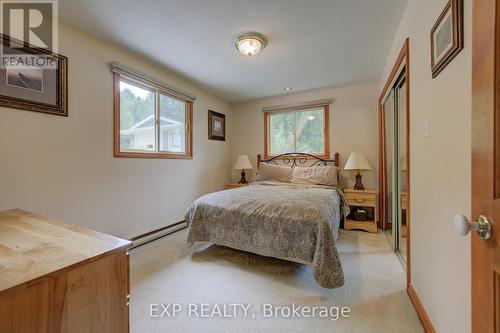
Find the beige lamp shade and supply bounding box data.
[234,155,253,170]
[344,152,372,171]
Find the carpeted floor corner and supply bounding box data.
[129,229,424,333]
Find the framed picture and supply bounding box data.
[208,110,225,141]
[0,34,68,116]
[430,0,464,78]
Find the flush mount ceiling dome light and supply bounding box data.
[235,32,267,56]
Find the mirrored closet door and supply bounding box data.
[381,68,408,266]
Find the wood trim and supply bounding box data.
[379,40,408,230]
[187,101,193,157]
[263,105,330,159]
[406,39,412,289]
[378,38,411,287]
[113,72,121,157]
[324,105,331,158]
[496,0,500,198]
[264,112,269,159]
[378,91,385,230]
[113,72,193,159]
[408,284,436,333]
[379,39,409,107]
[113,152,193,160]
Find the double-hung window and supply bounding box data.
[264,104,329,158]
[113,69,193,159]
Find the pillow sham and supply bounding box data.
[255,163,293,183]
[291,165,339,186]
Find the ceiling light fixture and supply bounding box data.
[235,32,267,56]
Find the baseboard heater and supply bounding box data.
[129,220,187,249]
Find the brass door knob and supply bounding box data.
[454,214,492,240]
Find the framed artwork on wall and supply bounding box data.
[208,110,225,141]
[0,34,68,116]
[430,0,464,78]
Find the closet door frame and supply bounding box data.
[378,38,411,286]
[395,73,408,264]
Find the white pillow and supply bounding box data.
[291,165,339,186]
[255,163,293,183]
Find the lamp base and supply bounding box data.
[354,171,365,190]
[238,170,248,184]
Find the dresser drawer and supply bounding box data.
[345,192,376,207]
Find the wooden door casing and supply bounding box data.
[378,38,411,286]
[471,0,500,332]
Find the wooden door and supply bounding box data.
[472,0,500,332]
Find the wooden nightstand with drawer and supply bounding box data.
[344,189,377,233]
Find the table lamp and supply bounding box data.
[234,155,253,184]
[344,152,372,190]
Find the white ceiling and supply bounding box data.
[59,0,407,103]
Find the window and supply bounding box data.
[113,73,192,159]
[264,105,329,158]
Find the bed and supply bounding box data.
[185,153,349,288]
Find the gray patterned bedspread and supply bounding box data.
[185,181,349,288]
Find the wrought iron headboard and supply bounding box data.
[257,152,339,168]
[257,153,340,185]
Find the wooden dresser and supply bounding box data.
[0,209,132,333]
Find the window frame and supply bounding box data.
[113,73,193,159]
[263,104,330,159]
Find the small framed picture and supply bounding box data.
[430,0,464,78]
[208,110,225,141]
[0,34,68,116]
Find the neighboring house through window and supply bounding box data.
[112,64,194,159]
[264,103,330,158]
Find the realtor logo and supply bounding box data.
[0,0,58,68]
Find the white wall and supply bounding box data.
[0,23,233,239]
[230,83,379,190]
[380,0,472,331]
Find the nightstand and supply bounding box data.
[344,189,378,233]
[226,183,250,189]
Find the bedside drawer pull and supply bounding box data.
[354,198,366,203]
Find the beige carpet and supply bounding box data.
[129,229,424,333]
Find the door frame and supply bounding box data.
[378,38,411,287]
[471,0,497,331]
